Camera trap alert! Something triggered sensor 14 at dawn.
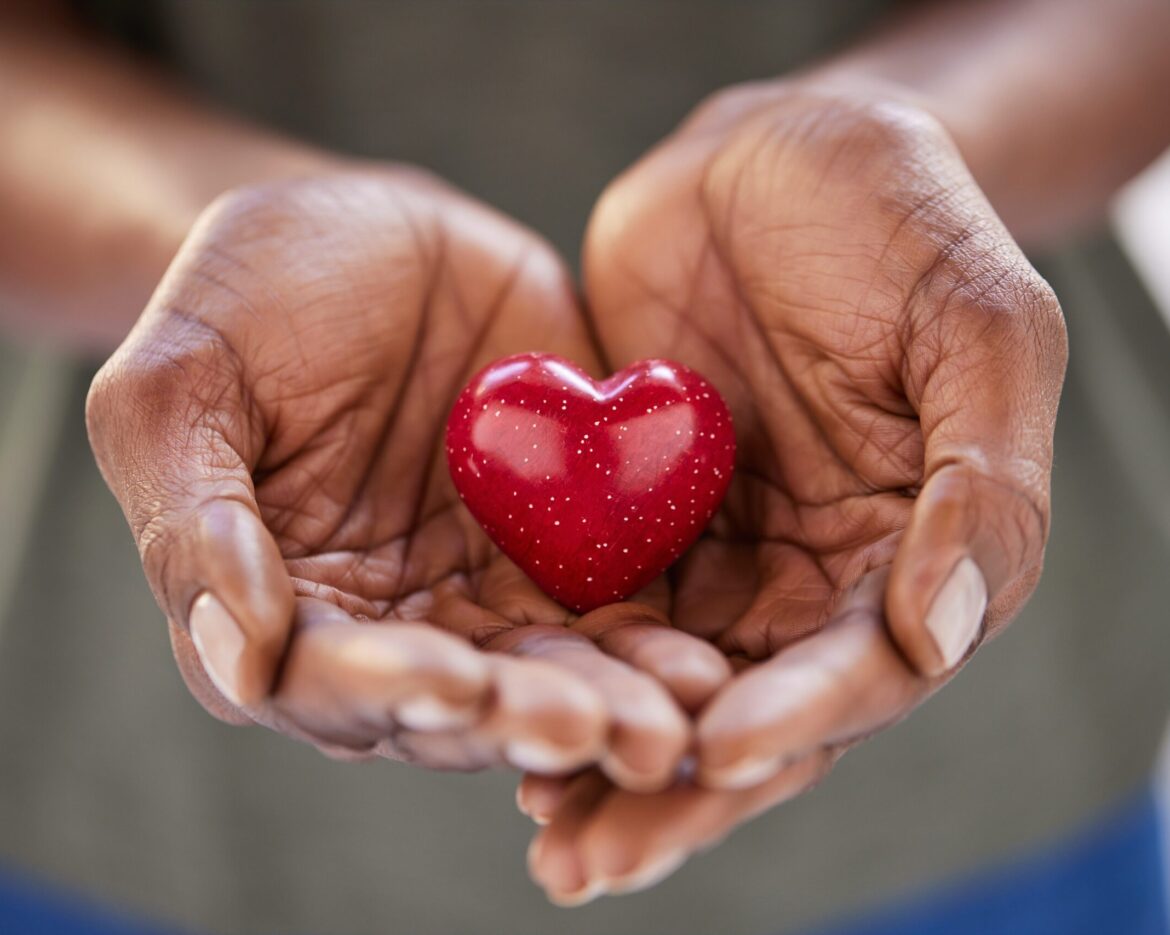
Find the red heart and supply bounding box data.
[446,354,735,613]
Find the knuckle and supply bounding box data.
[85,321,249,502]
[736,90,948,186]
[1022,275,1069,374]
[908,230,1068,376]
[587,171,642,253]
[805,94,946,161]
[109,333,239,438]
[84,356,125,460]
[583,166,667,298]
[201,177,303,227]
[686,80,776,132]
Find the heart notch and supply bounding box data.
[446,354,735,612]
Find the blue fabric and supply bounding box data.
[817,787,1168,935]
[1,790,1166,934]
[0,864,185,934]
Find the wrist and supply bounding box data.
[793,64,999,196]
[160,138,342,251]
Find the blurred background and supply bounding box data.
[2,3,1170,934]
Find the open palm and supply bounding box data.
[524,82,1068,901]
[88,167,718,786]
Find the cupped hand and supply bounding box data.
[86,165,727,786]
[525,79,1068,900]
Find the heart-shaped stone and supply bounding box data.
[446,354,735,612]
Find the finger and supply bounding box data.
[481,654,609,774]
[425,556,569,645]
[168,619,252,726]
[532,753,834,904]
[697,568,930,789]
[88,326,292,712]
[517,773,576,825]
[271,597,491,749]
[889,266,1067,676]
[571,602,733,712]
[381,652,611,773]
[488,626,690,791]
[399,575,611,773]
[526,771,613,906]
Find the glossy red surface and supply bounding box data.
[446,353,736,612]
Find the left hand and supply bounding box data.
[522,77,1068,902]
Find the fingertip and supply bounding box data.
[888,544,989,679]
[922,556,987,675]
[189,591,252,708]
[696,751,790,791]
[195,499,296,651]
[538,861,605,909]
[395,693,484,732]
[168,617,254,724]
[488,656,609,774]
[495,624,693,789]
[593,621,733,712]
[887,462,1022,677]
[181,499,296,708]
[274,610,493,748]
[364,622,493,715]
[526,771,611,905]
[597,848,689,898]
[693,665,809,790]
[507,739,589,774]
[517,774,571,824]
[601,706,691,793]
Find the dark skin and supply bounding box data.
[5,0,1170,907]
[87,167,725,788]
[524,80,1067,900]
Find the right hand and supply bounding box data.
[87,166,728,786]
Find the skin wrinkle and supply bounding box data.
[521,75,1068,895]
[29,0,1157,891]
[392,245,535,602]
[608,247,750,411]
[138,485,256,619]
[58,0,1108,883]
[191,243,279,331]
[250,186,445,551]
[700,159,901,502]
[582,110,940,660]
[310,228,437,554]
[93,170,708,782]
[146,308,265,463]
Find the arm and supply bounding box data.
[0,3,326,351]
[816,0,1170,245]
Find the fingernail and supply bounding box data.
[189,592,247,707]
[547,878,606,908]
[506,739,581,774]
[699,753,790,791]
[924,557,987,673]
[397,694,478,731]
[515,786,553,825]
[529,837,599,906]
[607,847,688,896]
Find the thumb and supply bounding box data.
[887,263,1068,677]
[87,315,293,712]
